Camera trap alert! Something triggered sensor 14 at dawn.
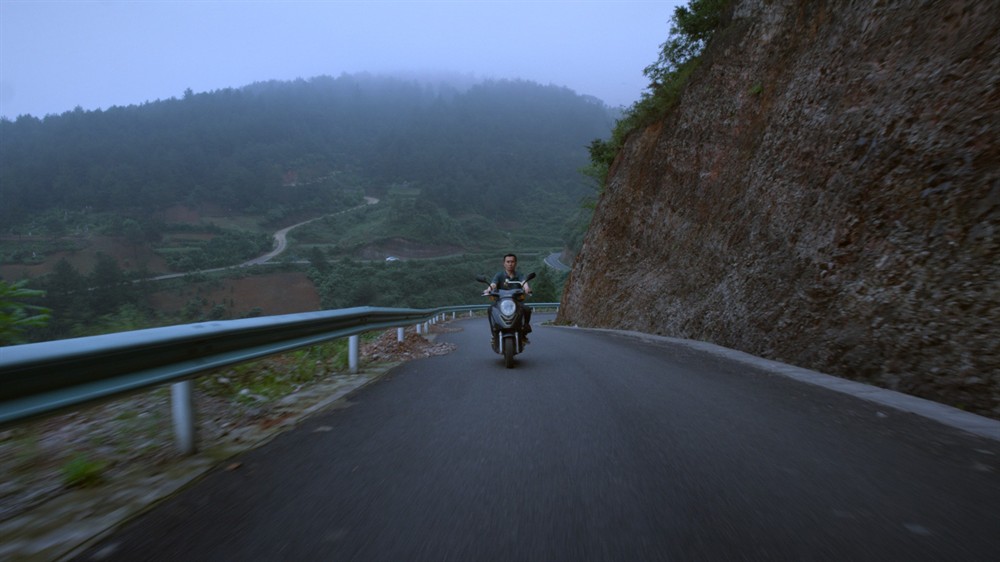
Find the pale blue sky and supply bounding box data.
[0,0,685,119]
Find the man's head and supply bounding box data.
[503,253,517,275]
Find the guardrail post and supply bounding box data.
[171,381,196,455]
[349,335,359,373]
[397,327,405,342]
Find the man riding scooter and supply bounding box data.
[483,253,532,351]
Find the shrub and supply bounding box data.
[588,0,732,178]
[0,279,50,345]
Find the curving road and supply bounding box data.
[75,316,1000,561]
[241,196,379,267]
[544,251,571,272]
[144,197,380,282]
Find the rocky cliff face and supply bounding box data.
[558,0,999,417]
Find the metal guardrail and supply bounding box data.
[0,302,558,452]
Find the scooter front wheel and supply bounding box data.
[503,339,515,368]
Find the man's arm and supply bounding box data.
[489,272,503,291]
[483,273,498,295]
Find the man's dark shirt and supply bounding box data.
[492,270,526,290]
[488,269,532,333]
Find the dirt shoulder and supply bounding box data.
[0,322,458,561]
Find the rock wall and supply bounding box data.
[558,0,1000,417]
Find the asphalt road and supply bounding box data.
[75,316,1000,561]
[544,252,571,272]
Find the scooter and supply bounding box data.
[477,272,535,368]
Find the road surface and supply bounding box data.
[75,316,1000,561]
[544,251,571,272]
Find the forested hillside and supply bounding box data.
[1,74,612,342]
[0,74,613,226]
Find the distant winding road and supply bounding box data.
[544,251,571,272]
[146,197,379,281]
[241,196,379,267]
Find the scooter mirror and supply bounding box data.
[475,275,489,283]
[525,272,537,282]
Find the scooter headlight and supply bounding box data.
[499,299,517,317]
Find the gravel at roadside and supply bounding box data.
[0,324,458,561]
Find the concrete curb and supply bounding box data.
[554,325,1000,442]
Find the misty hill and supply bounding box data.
[559,1,999,418]
[0,74,614,228]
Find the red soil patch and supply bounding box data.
[158,203,230,224]
[147,272,321,319]
[165,232,216,241]
[0,235,170,280]
[161,205,202,224]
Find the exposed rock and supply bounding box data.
[559,0,999,418]
[362,329,458,360]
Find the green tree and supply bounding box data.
[207,303,227,320]
[41,258,89,338]
[92,303,155,335]
[89,252,128,315]
[0,279,51,344]
[644,0,730,87]
[307,246,330,275]
[44,213,68,237]
[529,268,560,302]
[46,258,85,301]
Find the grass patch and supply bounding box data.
[61,455,107,488]
[388,186,422,197]
[198,340,350,402]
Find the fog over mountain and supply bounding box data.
[0,1,685,119]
